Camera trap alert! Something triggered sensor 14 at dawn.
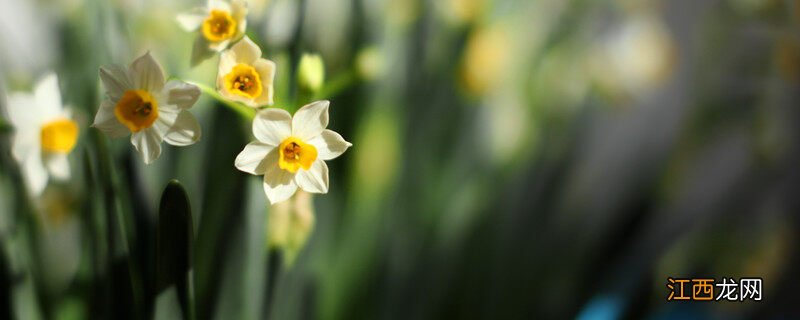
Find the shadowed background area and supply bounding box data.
[0,0,799,319]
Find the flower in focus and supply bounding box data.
[235,101,351,204]
[93,52,202,164]
[216,36,276,108]
[178,0,248,65]
[4,73,78,195]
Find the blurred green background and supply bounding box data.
[1,0,800,319]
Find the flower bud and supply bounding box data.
[297,53,325,93]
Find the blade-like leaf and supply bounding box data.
[156,180,194,320]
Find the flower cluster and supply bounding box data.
[3,0,350,205]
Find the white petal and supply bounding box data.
[92,100,129,138]
[231,0,248,34]
[99,64,132,101]
[21,150,48,196]
[252,59,276,106]
[292,100,329,140]
[163,110,201,146]
[208,39,231,52]
[33,73,63,119]
[295,159,328,194]
[131,128,163,164]
[235,142,275,175]
[307,129,352,160]
[217,48,238,74]
[5,93,40,130]
[230,36,261,64]
[152,105,180,135]
[253,108,292,145]
[208,0,232,11]
[164,80,200,109]
[45,153,70,180]
[263,166,298,204]
[129,52,165,92]
[10,132,38,167]
[176,10,206,31]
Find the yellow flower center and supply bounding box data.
[202,9,237,42]
[114,89,159,132]
[278,137,317,173]
[40,118,79,154]
[223,64,263,99]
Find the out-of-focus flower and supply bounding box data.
[268,190,314,265]
[460,24,511,96]
[93,52,202,164]
[177,0,248,65]
[4,73,77,195]
[217,36,276,107]
[591,14,675,97]
[356,46,384,81]
[297,53,325,93]
[263,0,298,48]
[235,100,351,204]
[435,0,484,26]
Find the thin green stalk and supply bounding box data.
[314,69,358,101]
[192,82,256,121]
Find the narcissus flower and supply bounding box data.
[4,73,78,195]
[217,36,276,108]
[178,0,248,65]
[235,101,351,204]
[93,52,202,164]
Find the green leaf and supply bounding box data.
[156,180,194,320]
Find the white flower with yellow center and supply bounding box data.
[235,101,351,204]
[216,36,276,108]
[4,73,78,195]
[92,52,202,164]
[178,0,248,64]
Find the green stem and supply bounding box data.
[0,118,10,133]
[314,69,358,101]
[192,82,256,121]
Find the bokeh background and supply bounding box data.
[1,0,799,319]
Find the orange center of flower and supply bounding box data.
[114,89,159,132]
[202,9,237,42]
[224,64,263,99]
[40,118,79,153]
[278,137,317,173]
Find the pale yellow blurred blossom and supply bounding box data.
[235,101,351,204]
[267,190,314,265]
[93,52,202,164]
[216,36,277,107]
[297,53,325,93]
[592,14,675,97]
[435,0,485,25]
[178,0,248,65]
[460,24,511,96]
[356,46,384,80]
[4,73,77,196]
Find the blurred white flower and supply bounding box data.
[4,73,77,196]
[235,101,351,204]
[177,0,248,65]
[216,36,276,107]
[0,0,56,77]
[593,14,675,96]
[93,52,202,164]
